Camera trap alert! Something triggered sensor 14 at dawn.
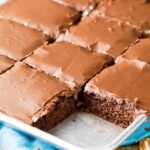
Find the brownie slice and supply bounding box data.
[61,16,140,57]
[0,62,75,131]
[0,20,47,61]
[24,41,113,89]
[0,55,15,74]
[84,58,149,128]
[95,0,150,31]
[122,38,150,64]
[0,0,80,36]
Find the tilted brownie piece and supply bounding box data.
[61,16,140,57]
[0,20,47,61]
[84,58,149,128]
[0,0,80,36]
[24,41,113,89]
[122,38,150,64]
[0,62,75,131]
[0,55,15,74]
[54,0,98,11]
[96,0,150,31]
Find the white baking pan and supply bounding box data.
[0,112,147,150]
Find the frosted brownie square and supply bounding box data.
[24,41,113,89]
[0,0,80,36]
[84,58,149,128]
[61,16,140,57]
[0,20,47,60]
[0,62,75,130]
[95,0,150,31]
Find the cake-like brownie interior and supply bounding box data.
[84,92,145,128]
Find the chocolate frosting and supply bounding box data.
[0,20,47,60]
[0,62,70,124]
[54,0,97,11]
[96,0,150,30]
[0,0,80,35]
[85,58,150,111]
[62,16,140,57]
[0,55,15,74]
[24,41,113,89]
[122,38,150,64]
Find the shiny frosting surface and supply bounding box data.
[97,0,150,30]
[24,41,113,88]
[0,0,80,35]
[123,38,150,64]
[63,16,140,57]
[0,20,47,60]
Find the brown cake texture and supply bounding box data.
[0,0,149,130]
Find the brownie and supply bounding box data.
[0,55,15,74]
[24,41,113,89]
[84,58,149,128]
[0,0,80,36]
[122,38,150,64]
[61,16,140,57]
[0,62,75,131]
[95,0,150,31]
[0,0,149,130]
[0,20,47,60]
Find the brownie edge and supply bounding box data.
[32,91,75,131]
[84,92,145,128]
